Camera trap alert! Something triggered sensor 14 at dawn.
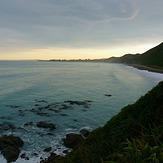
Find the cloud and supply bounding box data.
[0,0,138,26]
[0,0,138,43]
[0,0,163,59]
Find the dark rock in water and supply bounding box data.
[105,94,112,97]
[64,100,92,110]
[35,99,48,103]
[47,133,54,136]
[2,145,20,163]
[40,153,62,163]
[24,121,33,126]
[34,104,39,106]
[0,116,13,120]
[85,100,93,103]
[60,113,69,116]
[20,153,29,160]
[6,105,20,109]
[36,121,56,129]
[79,129,91,137]
[84,104,89,108]
[43,147,52,152]
[0,135,24,163]
[33,153,39,157]
[0,135,24,148]
[64,100,86,106]
[63,133,84,149]
[36,112,50,117]
[0,123,16,131]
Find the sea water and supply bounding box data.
[0,61,163,163]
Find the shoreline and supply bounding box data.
[126,64,163,74]
[39,59,163,74]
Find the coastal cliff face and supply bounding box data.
[59,81,163,162]
[107,42,163,68]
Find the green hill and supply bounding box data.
[58,81,163,162]
[107,42,163,68]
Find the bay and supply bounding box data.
[0,61,163,162]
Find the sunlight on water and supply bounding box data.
[0,61,163,162]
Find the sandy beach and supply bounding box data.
[127,64,163,74]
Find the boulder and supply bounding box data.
[0,135,24,163]
[0,135,24,148]
[20,153,29,160]
[43,147,52,152]
[63,133,84,149]
[2,146,20,163]
[36,121,56,129]
[24,121,33,126]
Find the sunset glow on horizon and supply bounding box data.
[0,0,163,60]
[0,42,160,61]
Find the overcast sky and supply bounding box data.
[0,0,163,60]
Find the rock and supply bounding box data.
[24,121,33,126]
[47,133,54,136]
[79,128,91,137]
[60,104,72,110]
[0,123,16,131]
[20,153,29,160]
[43,147,52,152]
[0,135,24,163]
[63,133,84,149]
[33,153,39,157]
[60,113,69,116]
[0,135,24,148]
[105,94,112,97]
[64,100,86,106]
[2,145,20,163]
[36,112,50,117]
[36,121,56,129]
[6,105,20,109]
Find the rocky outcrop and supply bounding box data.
[63,133,84,149]
[43,147,52,152]
[0,135,24,163]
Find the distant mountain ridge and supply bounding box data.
[105,42,163,68]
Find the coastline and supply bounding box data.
[126,64,163,74]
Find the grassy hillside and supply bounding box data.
[59,81,163,162]
[107,42,163,68]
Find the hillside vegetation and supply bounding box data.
[59,81,163,162]
[107,42,163,68]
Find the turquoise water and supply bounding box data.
[0,61,163,162]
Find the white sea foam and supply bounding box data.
[0,154,6,163]
[137,70,163,82]
[126,65,163,83]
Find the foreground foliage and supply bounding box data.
[56,81,163,163]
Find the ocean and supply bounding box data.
[0,61,163,162]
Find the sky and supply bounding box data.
[0,0,163,60]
